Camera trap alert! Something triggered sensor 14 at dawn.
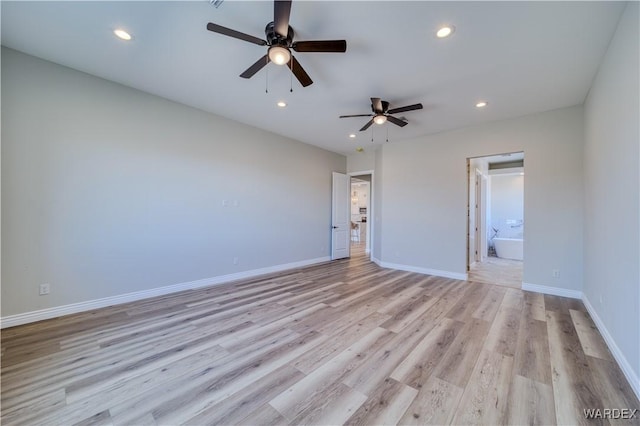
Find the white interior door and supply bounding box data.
[331,172,350,260]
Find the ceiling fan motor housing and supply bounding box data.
[372,100,390,114]
[265,22,294,47]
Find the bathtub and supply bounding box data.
[494,238,523,261]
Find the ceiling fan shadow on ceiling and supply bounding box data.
[206,0,347,88]
[340,98,424,131]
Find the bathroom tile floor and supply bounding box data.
[469,256,523,289]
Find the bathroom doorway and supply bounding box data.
[349,173,371,257]
[467,152,524,288]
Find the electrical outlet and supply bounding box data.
[552,269,560,278]
[233,257,239,265]
[39,283,50,295]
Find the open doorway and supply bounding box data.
[350,173,372,258]
[467,152,524,288]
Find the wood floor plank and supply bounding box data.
[376,285,427,315]
[283,381,368,426]
[106,328,307,424]
[0,388,67,426]
[38,345,228,426]
[2,322,208,407]
[344,378,418,425]
[570,309,614,361]
[513,316,552,385]
[64,331,231,404]
[237,403,288,426]
[379,293,437,334]
[291,311,391,374]
[585,356,640,419]
[501,287,525,311]
[182,364,305,425]
[269,327,394,417]
[314,302,385,336]
[450,349,514,425]
[546,311,605,425]
[150,330,329,425]
[505,374,556,425]
[433,317,491,388]
[483,305,521,357]
[389,318,464,389]
[398,376,464,425]
[341,315,437,396]
[472,286,507,322]
[524,290,546,322]
[444,283,490,322]
[71,409,112,426]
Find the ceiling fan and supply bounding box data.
[206,0,347,87]
[340,98,424,131]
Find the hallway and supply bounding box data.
[468,257,523,289]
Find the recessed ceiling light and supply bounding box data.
[349,134,356,139]
[277,101,287,108]
[113,29,132,41]
[475,101,488,108]
[436,25,455,38]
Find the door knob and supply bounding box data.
[332,226,338,229]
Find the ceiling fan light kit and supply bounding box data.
[268,46,290,65]
[340,97,424,132]
[373,115,387,125]
[206,0,346,87]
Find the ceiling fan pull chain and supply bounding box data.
[371,127,374,143]
[386,126,389,143]
[290,60,293,92]
[265,65,269,93]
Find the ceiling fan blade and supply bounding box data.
[274,0,292,38]
[240,54,270,79]
[387,115,408,127]
[206,23,267,46]
[292,40,347,52]
[288,55,313,87]
[339,114,374,118]
[387,103,423,115]
[360,118,375,132]
[371,97,383,114]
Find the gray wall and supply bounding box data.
[378,105,584,289]
[584,2,639,391]
[2,48,345,317]
[490,173,524,239]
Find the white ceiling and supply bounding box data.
[1,1,625,156]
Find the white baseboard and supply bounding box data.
[521,282,583,299]
[581,295,640,401]
[375,260,467,281]
[0,256,331,329]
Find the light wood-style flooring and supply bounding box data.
[1,254,637,425]
[469,256,523,289]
